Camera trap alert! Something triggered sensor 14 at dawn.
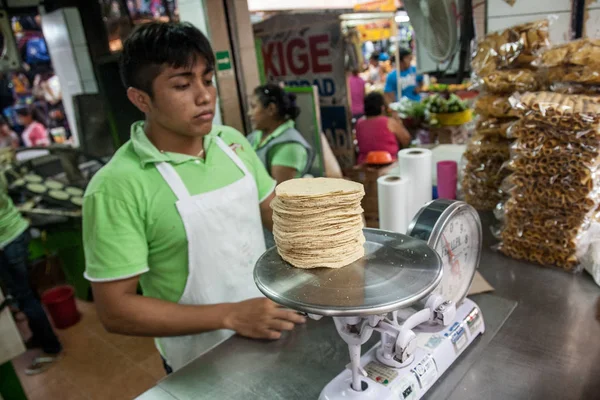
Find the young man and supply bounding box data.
[1,173,62,374]
[83,22,305,373]
[384,48,423,103]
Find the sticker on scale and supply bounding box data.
[417,332,443,351]
[364,361,399,386]
[465,306,482,335]
[390,373,419,400]
[451,326,468,353]
[411,355,438,389]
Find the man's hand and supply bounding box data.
[223,298,306,340]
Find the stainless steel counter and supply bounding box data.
[139,213,600,400]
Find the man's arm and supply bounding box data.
[384,92,396,105]
[92,274,305,339]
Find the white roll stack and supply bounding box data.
[377,175,411,234]
[397,148,433,222]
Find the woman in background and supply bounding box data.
[247,84,314,184]
[16,107,50,147]
[355,92,410,164]
[348,69,366,120]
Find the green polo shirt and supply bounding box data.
[83,122,276,303]
[0,172,28,249]
[250,120,307,177]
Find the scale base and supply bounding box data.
[319,298,485,400]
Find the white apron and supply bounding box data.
[155,137,266,371]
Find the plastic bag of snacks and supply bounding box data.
[473,69,540,94]
[497,91,600,270]
[461,133,512,211]
[474,94,520,118]
[497,198,597,270]
[475,117,517,138]
[538,38,600,68]
[471,20,550,76]
[536,39,600,92]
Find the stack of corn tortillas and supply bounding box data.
[271,178,366,269]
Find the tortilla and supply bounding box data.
[276,178,364,198]
[270,196,363,216]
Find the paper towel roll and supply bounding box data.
[398,148,433,222]
[378,175,411,233]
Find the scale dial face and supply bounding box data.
[407,200,482,306]
[430,205,481,304]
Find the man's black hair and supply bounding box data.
[399,48,412,62]
[119,22,216,97]
[370,53,380,62]
[364,92,385,117]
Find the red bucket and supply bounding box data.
[41,285,81,329]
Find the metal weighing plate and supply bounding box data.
[254,228,443,317]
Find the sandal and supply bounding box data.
[24,353,61,375]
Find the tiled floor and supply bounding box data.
[12,300,164,400]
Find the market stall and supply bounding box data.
[1,146,104,300]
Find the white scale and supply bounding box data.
[254,199,483,400]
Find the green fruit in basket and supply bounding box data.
[26,183,46,194]
[65,187,84,197]
[24,174,43,183]
[71,196,83,207]
[45,180,64,190]
[48,190,69,201]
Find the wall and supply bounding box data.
[41,8,99,147]
[487,0,573,43]
[225,0,261,131]
[178,0,223,126]
[584,0,600,38]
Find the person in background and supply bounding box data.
[348,69,366,120]
[366,53,381,84]
[384,48,423,103]
[247,84,314,184]
[0,173,62,374]
[355,92,411,165]
[0,117,19,149]
[16,107,50,147]
[33,70,62,106]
